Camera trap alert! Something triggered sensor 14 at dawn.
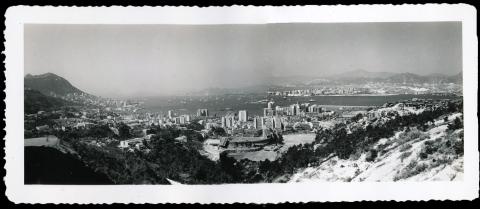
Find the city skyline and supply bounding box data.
[25,22,462,97]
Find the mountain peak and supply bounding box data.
[26,72,62,79]
[24,72,86,96]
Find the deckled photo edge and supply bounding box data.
[3,4,479,204]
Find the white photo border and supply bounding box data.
[4,4,479,204]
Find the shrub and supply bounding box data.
[394,161,428,181]
[419,151,428,159]
[419,140,440,160]
[397,128,428,145]
[399,144,412,152]
[399,151,412,162]
[365,149,378,162]
[453,138,464,155]
[448,117,463,131]
[349,149,362,161]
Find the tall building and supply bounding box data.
[168,110,173,119]
[291,104,300,116]
[260,117,269,129]
[253,117,262,130]
[264,108,274,117]
[238,110,248,122]
[275,106,283,115]
[272,117,279,129]
[221,117,227,128]
[308,104,322,113]
[226,116,234,128]
[197,109,209,117]
[179,115,186,124]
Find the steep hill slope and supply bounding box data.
[25,73,85,96]
[24,89,70,114]
[289,113,464,182]
[24,146,113,184]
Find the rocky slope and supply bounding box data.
[289,113,464,182]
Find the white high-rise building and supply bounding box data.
[226,117,234,128]
[168,110,173,119]
[197,109,209,117]
[238,110,248,122]
[260,117,267,129]
[272,117,279,129]
[221,117,227,128]
[179,115,188,124]
[291,104,300,116]
[254,117,262,129]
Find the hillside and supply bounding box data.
[25,73,85,96]
[289,112,464,182]
[24,89,69,114]
[334,69,396,79]
[322,70,463,85]
[25,146,113,184]
[447,72,463,84]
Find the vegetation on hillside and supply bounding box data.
[24,89,69,114]
[25,73,85,96]
[51,100,463,184]
[24,146,112,184]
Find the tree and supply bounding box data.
[351,113,363,122]
[118,123,131,139]
[88,125,115,138]
[218,152,244,182]
[448,117,463,131]
[277,134,284,144]
[211,127,226,136]
[186,120,204,131]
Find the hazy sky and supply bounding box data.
[25,22,462,97]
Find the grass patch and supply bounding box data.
[399,143,412,152]
[393,161,429,181]
[398,128,429,144]
[399,151,412,162]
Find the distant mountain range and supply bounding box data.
[332,69,396,79]
[25,73,86,96]
[305,69,463,85]
[24,71,463,99]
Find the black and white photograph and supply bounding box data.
[4,5,478,204]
